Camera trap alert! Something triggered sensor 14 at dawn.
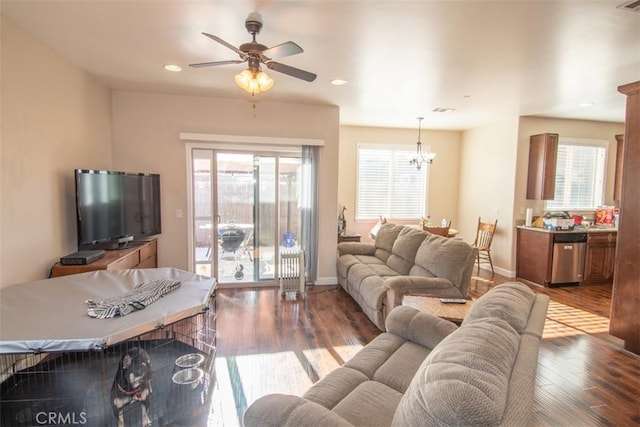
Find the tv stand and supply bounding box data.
[105,241,143,251]
[51,239,157,278]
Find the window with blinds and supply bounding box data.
[546,139,607,210]
[356,144,427,220]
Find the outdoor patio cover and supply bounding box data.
[0,268,216,354]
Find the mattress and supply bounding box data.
[0,268,216,354]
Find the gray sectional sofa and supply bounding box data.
[243,282,550,427]
[337,223,477,330]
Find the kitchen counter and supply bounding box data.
[516,226,617,287]
[516,225,617,234]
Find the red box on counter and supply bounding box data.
[595,208,614,225]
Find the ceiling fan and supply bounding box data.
[190,12,317,94]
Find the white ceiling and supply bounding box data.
[2,0,639,130]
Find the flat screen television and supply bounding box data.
[75,169,161,249]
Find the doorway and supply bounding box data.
[190,148,302,286]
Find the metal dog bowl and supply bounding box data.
[172,367,204,390]
[175,353,205,369]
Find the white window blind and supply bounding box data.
[356,144,427,220]
[546,139,607,210]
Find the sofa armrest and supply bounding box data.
[384,276,462,309]
[337,242,376,257]
[385,306,458,349]
[244,394,353,427]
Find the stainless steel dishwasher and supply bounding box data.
[551,233,587,285]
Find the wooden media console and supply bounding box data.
[51,239,157,277]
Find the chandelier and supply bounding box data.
[409,116,436,170]
[234,56,274,95]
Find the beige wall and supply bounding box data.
[515,116,626,220]
[111,91,340,283]
[510,116,624,273]
[456,116,624,277]
[458,117,520,276]
[1,13,625,288]
[0,15,112,287]
[338,125,462,242]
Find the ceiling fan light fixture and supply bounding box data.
[191,13,316,92]
[234,68,274,95]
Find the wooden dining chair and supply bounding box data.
[423,220,451,237]
[471,217,498,274]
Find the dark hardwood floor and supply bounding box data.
[206,271,640,426]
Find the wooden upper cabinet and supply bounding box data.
[527,133,559,200]
[614,134,624,201]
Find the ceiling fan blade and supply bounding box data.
[262,41,303,59]
[189,59,245,68]
[266,61,317,82]
[202,32,247,59]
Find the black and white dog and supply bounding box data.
[111,347,152,427]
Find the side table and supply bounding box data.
[402,295,474,325]
[338,234,362,243]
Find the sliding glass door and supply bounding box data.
[190,148,301,285]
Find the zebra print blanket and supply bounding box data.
[85,278,181,319]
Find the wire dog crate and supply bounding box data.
[0,268,217,427]
[279,247,305,297]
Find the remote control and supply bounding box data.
[439,298,467,304]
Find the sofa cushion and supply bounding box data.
[334,381,403,427]
[347,265,396,297]
[391,317,520,426]
[341,330,432,394]
[303,367,369,409]
[386,227,428,275]
[374,224,405,262]
[344,333,405,377]
[373,341,432,393]
[243,393,355,427]
[385,306,458,350]
[337,254,384,280]
[348,275,389,329]
[462,282,536,333]
[410,234,476,287]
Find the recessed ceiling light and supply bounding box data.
[164,64,182,72]
[432,107,456,113]
[578,102,594,108]
[331,79,348,86]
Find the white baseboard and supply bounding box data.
[313,276,338,286]
[475,264,515,278]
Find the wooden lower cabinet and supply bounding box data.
[51,239,158,277]
[516,228,553,286]
[517,228,617,287]
[583,232,616,284]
